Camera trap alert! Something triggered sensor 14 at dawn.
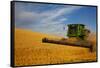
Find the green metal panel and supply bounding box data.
[67,24,85,37]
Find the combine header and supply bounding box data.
[42,24,93,52]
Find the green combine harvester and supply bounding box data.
[42,24,93,52]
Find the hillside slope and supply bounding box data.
[15,29,97,66]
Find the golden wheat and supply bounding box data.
[15,29,97,66]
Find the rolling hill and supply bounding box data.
[14,29,97,66]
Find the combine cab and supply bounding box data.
[42,24,93,52]
[67,24,90,40]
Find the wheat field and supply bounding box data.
[15,29,97,66]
